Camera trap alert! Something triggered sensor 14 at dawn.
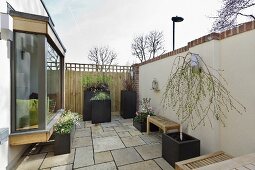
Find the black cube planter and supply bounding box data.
[162,132,200,168]
[83,91,94,121]
[133,120,159,132]
[91,100,111,124]
[54,126,75,155]
[120,90,137,119]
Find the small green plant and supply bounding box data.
[82,74,111,91]
[54,110,81,134]
[90,92,111,101]
[134,98,154,123]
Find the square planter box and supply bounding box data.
[162,132,200,168]
[133,120,159,132]
[54,126,75,155]
[91,100,111,124]
[120,90,137,119]
[83,91,94,121]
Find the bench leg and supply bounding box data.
[147,120,150,135]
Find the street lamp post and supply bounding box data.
[171,16,184,51]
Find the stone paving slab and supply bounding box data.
[73,146,94,169]
[118,131,131,138]
[85,121,95,128]
[76,161,117,170]
[118,160,161,170]
[114,126,132,132]
[74,130,91,138]
[135,144,162,160]
[94,151,113,164]
[76,121,85,129]
[93,136,125,152]
[16,153,46,170]
[72,137,92,148]
[154,158,174,170]
[139,134,162,144]
[101,121,121,128]
[40,150,75,169]
[16,116,170,170]
[91,126,103,134]
[111,147,143,166]
[121,136,145,147]
[129,130,142,136]
[119,119,133,126]
[103,127,115,132]
[51,164,73,170]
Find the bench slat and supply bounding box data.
[175,151,233,170]
[147,115,180,134]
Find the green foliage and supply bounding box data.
[81,74,112,91]
[54,110,81,134]
[162,52,246,129]
[134,98,154,123]
[90,92,111,101]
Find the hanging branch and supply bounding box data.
[162,52,246,130]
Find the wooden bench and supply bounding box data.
[175,151,233,170]
[147,115,180,134]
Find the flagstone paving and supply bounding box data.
[15,116,174,170]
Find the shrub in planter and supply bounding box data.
[54,110,80,155]
[133,98,158,132]
[82,74,111,121]
[91,92,111,124]
[162,132,200,167]
[121,78,137,119]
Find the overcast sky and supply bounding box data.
[44,0,221,65]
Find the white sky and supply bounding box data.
[44,0,222,65]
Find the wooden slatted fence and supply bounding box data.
[64,63,132,115]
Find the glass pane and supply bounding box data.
[15,32,41,131]
[47,43,61,123]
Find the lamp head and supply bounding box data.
[171,16,184,22]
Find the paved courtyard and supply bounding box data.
[16,116,174,170]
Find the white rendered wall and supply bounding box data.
[219,30,255,156]
[0,1,46,169]
[0,39,11,170]
[139,29,255,156]
[139,43,221,154]
[7,0,48,16]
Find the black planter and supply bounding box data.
[91,100,111,124]
[83,91,94,121]
[54,126,75,155]
[133,120,159,132]
[162,132,200,168]
[121,90,137,119]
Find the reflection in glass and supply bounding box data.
[47,43,61,123]
[15,32,42,130]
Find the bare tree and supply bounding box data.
[88,46,117,66]
[147,31,165,59]
[211,0,255,32]
[131,35,147,62]
[131,30,165,63]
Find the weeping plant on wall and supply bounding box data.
[162,52,246,140]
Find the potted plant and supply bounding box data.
[120,77,137,119]
[54,110,80,155]
[91,91,111,124]
[133,98,159,132]
[162,52,246,167]
[82,74,111,121]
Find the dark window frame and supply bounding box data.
[11,31,64,134]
